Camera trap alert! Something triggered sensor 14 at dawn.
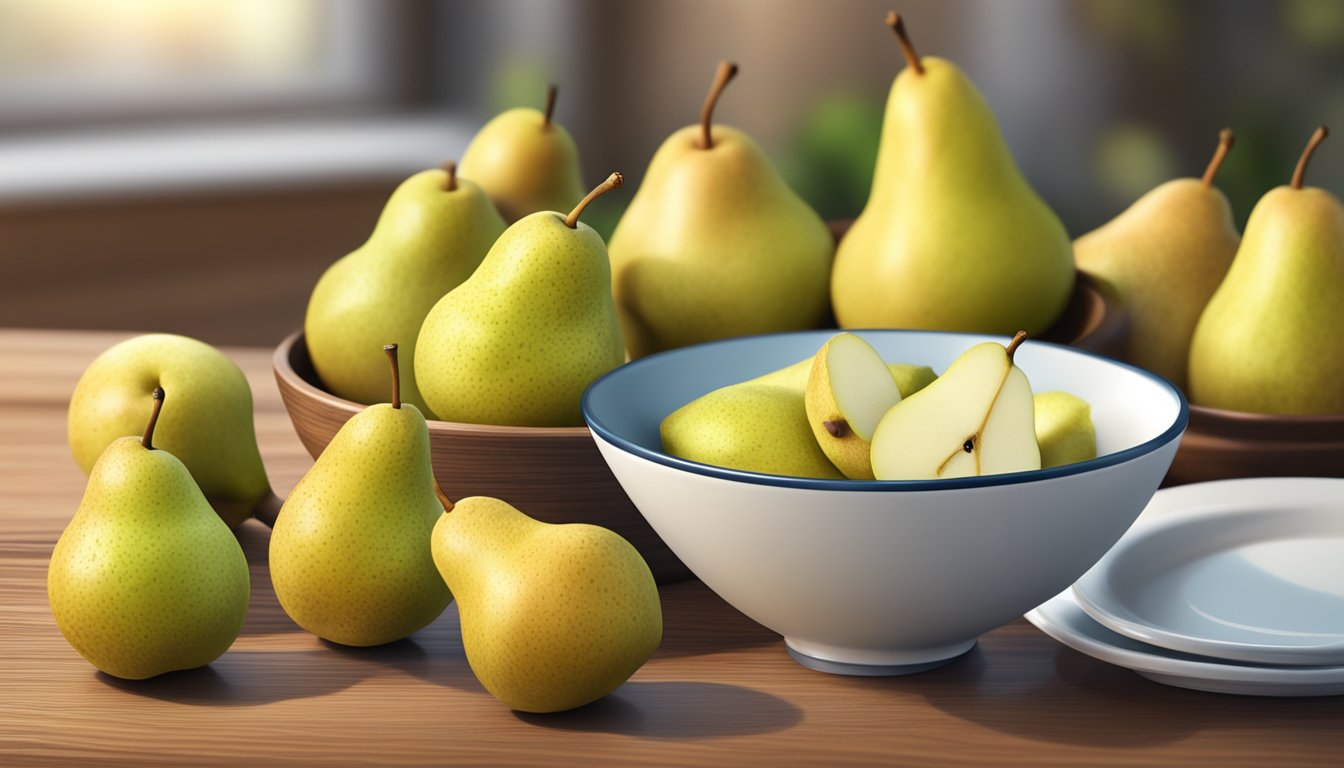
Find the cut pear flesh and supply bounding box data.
[870,341,1041,480]
[821,333,903,441]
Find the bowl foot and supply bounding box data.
[785,639,976,677]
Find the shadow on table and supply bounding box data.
[826,623,1344,749]
[234,519,298,638]
[96,647,363,706]
[515,680,802,739]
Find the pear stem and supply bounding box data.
[543,84,558,129]
[1291,125,1329,190]
[1200,129,1235,189]
[564,172,623,228]
[142,387,165,450]
[886,12,925,75]
[697,61,738,150]
[384,344,401,409]
[441,160,457,192]
[1005,330,1028,362]
[434,480,454,513]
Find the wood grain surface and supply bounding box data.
[1,329,1341,768]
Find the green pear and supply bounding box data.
[871,332,1041,480]
[49,388,249,680]
[269,345,451,646]
[431,496,661,713]
[805,333,903,480]
[1075,130,1240,388]
[68,333,274,528]
[608,61,834,358]
[831,15,1074,336]
[660,356,935,479]
[458,85,586,222]
[1189,126,1344,414]
[1034,391,1097,468]
[305,162,506,414]
[416,175,627,426]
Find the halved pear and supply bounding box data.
[805,333,904,480]
[870,332,1040,480]
[1034,391,1096,469]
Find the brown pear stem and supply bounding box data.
[384,344,401,409]
[543,84,558,129]
[1291,125,1329,190]
[1201,129,1235,189]
[441,160,457,192]
[886,12,925,75]
[697,61,739,150]
[1005,330,1028,362]
[823,419,850,438]
[434,480,454,513]
[565,172,623,228]
[142,387,165,450]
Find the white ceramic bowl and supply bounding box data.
[582,330,1187,676]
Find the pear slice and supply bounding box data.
[1034,391,1097,469]
[805,333,904,480]
[870,332,1040,480]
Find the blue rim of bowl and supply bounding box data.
[581,329,1190,492]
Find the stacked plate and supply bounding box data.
[1027,477,1344,696]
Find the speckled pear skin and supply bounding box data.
[431,497,662,713]
[608,125,834,358]
[47,437,249,680]
[415,212,625,426]
[67,334,269,528]
[457,108,586,223]
[269,402,451,646]
[305,168,506,414]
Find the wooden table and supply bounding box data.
[2,329,1340,767]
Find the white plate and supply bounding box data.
[1026,589,1344,697]
[1072,478,1344,666]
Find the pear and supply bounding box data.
[662,359,844,480]
[269,345,452,646]
[660,356,935,479]
[49,388,250,679]
[831,14,1074,336]
[1075,130,1240,388]
[805,333,904,480]
[458,85,586,222]
[68,333,275,528]
[608,61,834,358]
[871,332,1041,480]
[416,174,627,426]
[1189,126,1344,414]
[305,162,506,414]
[1034,391,1097,469]
[431,495,662,713]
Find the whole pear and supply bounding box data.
[1188,126,1344,414]
[458,85,586,222]
[431,496,662,713]
[831,15,1074,336]
[49,389,249,679]
[270,345,452,646]
[416,174,627,426]
[1075,130,1240,388]
[305,162,506,414]
[1034,391,1097,468]
[68,333,273,528]
[608,61,834,358]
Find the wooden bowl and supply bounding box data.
[1165,405,1344,486]
[825,219,1128,357]
[272,332,693,584]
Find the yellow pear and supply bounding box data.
[805,333,904,480]
[1075,130,1240,388]
[1034,391,1097,468]
[431,496,661,713]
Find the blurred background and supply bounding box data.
[2,0,1342,346]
